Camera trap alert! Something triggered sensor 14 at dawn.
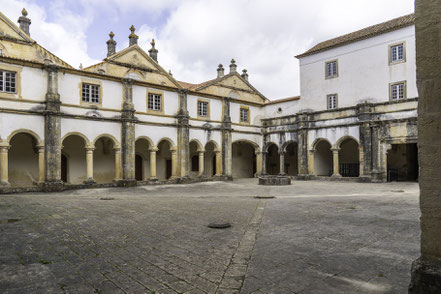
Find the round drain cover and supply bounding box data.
[254,196,276,199]
[208,222,231,229]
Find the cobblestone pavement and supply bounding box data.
[0,180,419,293]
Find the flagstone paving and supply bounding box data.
[0,179,419,293]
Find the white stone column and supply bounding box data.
[85,147,95,184]
[171,147,178,178]
[255,151,263,177]
[149,147,158,180]
[198,151,205,177]
[37,145,45,184]
[0,142,10,186]
[331,148,341,178]
[114,147,122,181]
[215,151,222,176]
[279,151,286,175]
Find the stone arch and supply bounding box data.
[8,131,41,186]
[281,140,297,153]
[206,140,220,152]
[335,136,359,149]
[265,142,280,175]
[61,133,89,184]
[232,140,259,178]
[157,138,174,180]
[135,136,154,181]
[233,139,260,152]
[7,129,42,146]
[263,141,279,153]
[62,132,90,147]
[93,134,120,148]
[135,136,155,148]
[189,139,204,152]
[283,141,298,176]
[312,138,333,177]
[204,141,220,177]
[156,137,176,149]
[337,137,360,177]
[93,135,117,183]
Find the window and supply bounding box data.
[390,43,405,63]
[148,93,162,111]
[240,107,249,123]
[0,70,17,93]
[390,82,406,100]
[327,94,338,109]
[325,60,338,78]
[82,83,100,103]
[198,101,209,117]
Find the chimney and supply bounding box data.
[128,25,138,46]
[106,32,117,57]
[148,39,158,62]
[18,8,31,36]
[241,69,248,81]
[217,64,224,78]
[229,59,237,73]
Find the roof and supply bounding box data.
[266,96,300,105]
[177,78,217,90]
[296,13,415,58]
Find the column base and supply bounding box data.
[358,176,372,183]
[371,170,387,182]
[115,179,137,187]
[330,174,342,180]
[0,181,10,187]
[296,174,313,181]
[42,180,64,192]
[83,178,96,185]
[149,177,158,182]
[409,257,441,294]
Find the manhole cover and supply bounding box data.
[391,190,405,193]
[100,197,115,200]
[254,196,276,199]
[208,222,231,229]
[0,218,21,224]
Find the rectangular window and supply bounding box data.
[390,43,404,63]
[390,82,406,100]
[327,94,338,109]
[325,60,338,78]
[240,107,249,123]
[82,83,100,103]
[148,93,162,111]
[198,101,209,117]
[0,70,17,93]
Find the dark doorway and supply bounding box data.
[387,143,419,182]
[61,154,68,183]
[212,155,216,176]
[135,154,143,181]
[166,160,172,179]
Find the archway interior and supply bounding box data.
[94,137,115,183]
[387,143,419,182]
[157,140,172,180]
[266,143,280,175]
[314,140,333,176]
[232,142,256,178]
[62,135,86,184]
[204,142,217,177]
[135,139,151,181]
[9,133,38,186]
[339,139,360,177]
[285,142,298,176]
[189,141,200,178]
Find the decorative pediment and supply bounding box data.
[0,11,33,44]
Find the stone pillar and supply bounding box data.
[255,151,263,177]
[409,1,441,292]
[0,142,10,186]
[171,147,178,179]
[84,147,95,184]
[198,151,204,177]
[357,102,374,181]
[215,151,222,176]
[279,151,286,175]
[120,79,136,187]
[297,113,311,179]
[370,124,386,182]
[331,148,341,178]
[149,147,158,180]
[177,90,190,179]
[114,147,122,181]
[359,148,365,177]
[261,151,267,175]
[37,145,45,184]
[44,64,63,191]
[221,97,232,179]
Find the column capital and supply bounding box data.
[85,147,95,152]
[278,151,286,155]
[0,143,10,150]
[113,147,121,152]
[149,147,159,152]
[36,144,45,151]
[331,148,340,152]
[198,150,205,154]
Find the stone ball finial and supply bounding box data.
[218,64,224,69]
[242,69,247,74]
[130,25,135,33]
[231,59,236,64]
[21,8,28,17]
[109,31,115,39]
[151,39,156,48]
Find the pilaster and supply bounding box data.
[177,90,190,179]
[0,142,10,186]
[149,147,158,180]
[198,151,205,177]
[279,151,286,175]
[297,112,312,180]
[331,148,342,179]
[221,97,233,179]
[84,147,96,184]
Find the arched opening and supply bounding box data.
[265,143,280,175]
[189,141,201,179]
[204,141,218,178]
[94,137,116,183]
[285,142,298,176]
[338,138,360,177]
[232,141,256,178]
[157,140,172,180]
[135,138,151,181]
[387,143,419,182]
[9,133,39,186]
[314,140,333,176]
[62,135,87,184]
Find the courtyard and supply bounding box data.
[0,179,419,293]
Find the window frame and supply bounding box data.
[81,83,100,104]
[389,42,406,65]
[146,90,164,114]
[389,81,407,101]
[79,79,102,106]
[0,64,21,99]
[197,99,210,119]
[325,60,338,79]
[239,106,250,124]
[327,94,338,110]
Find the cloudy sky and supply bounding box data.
[2,0,414,99]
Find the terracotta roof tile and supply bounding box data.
[267,96,300,105]
[296,13,415,58]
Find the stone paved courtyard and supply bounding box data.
[0,179,419,293]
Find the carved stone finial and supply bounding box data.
[107,31,117,56]
[22,8,28,16]
[229,59,237,73]
[128,25,138,46]
[18,8,31,36]
[241,69,249,81]
[130,25,135,34]
[151,39,156,48]
[109,31,114,39]
[217,64,225,78]
[148,38,158,62]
